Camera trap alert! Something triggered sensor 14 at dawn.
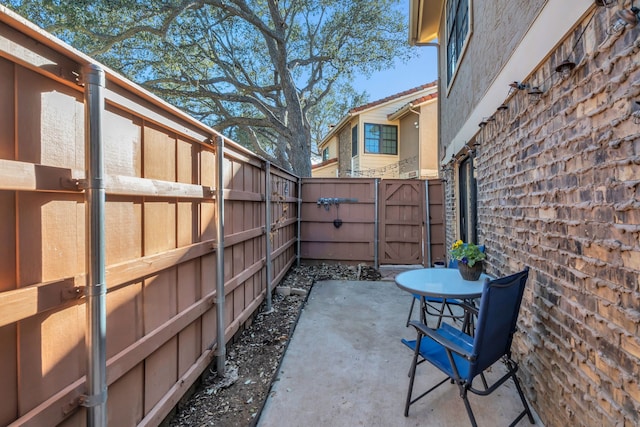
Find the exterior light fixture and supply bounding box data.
[555,59,576,79]
[607,7,640,35]
[479,115,495,127]
[509,81,529,90]
[528,86,543,104]
[596,0,617,7]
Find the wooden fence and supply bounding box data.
[0,8,298,426]
[0,7,446,427]
[300,178,445,266]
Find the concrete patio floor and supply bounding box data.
[258,277,541,427]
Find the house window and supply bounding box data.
[364,123,397,155]
[446,0,470,85]
[458,155,478,244]
[322,147,329,161]
[351,125,358,157]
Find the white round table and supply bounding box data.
[395,268,491,299]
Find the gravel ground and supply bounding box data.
[168,263,381,427]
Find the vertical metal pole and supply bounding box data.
[83,63,107,427]
[264,161,273,312]
[215,136,226,376]
[374,179,379,269]
[424,180,432,267]
[296,179,302,267]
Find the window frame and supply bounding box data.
[351,125,358,157]
[445,0,472,90]
[363,123,398,155]
[458,155,478,244]
[322,147,329,161]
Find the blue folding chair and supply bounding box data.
[402,267,534,427]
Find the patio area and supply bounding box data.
[257,275,541,426]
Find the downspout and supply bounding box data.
[264,161,273,312]
[416,42,447,249]
[409,106,421,179]
[82,63,107,427]
[424,180,432,267]
[215,135,226,376]
[296,178,302,267]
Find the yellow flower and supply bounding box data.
[452,240,463,250]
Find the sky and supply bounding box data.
[349,4,439,102]
[352,48,438,101]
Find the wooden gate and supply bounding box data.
[301,178,445,267]
[378,180,426,265]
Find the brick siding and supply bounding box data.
[444,7,640,426]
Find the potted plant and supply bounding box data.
[450,240,486,281]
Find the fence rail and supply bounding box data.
[0,7,298,426]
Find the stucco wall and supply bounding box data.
[399,115,419,175]
[419,100,439,177]
[443,5,640,426]
[440,0,545,146]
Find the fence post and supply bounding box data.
[83,63,107,427]
[265,161,273,312]
[374,179,379,269]
[215,135,226,377]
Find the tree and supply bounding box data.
[7,0,412,176]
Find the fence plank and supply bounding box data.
[106,241,215,289]
[0,9,301,426]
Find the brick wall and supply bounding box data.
[450,6,640,426]
[442,165,457,256]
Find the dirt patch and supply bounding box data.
[168,263,381,426]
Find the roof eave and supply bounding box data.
[409,0,443,45]
[317,113,352,149]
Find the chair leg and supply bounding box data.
[509,367,535,425]
[459,387,479,427]
[435,301,446,328]
[404,335,421,416]
[445,302,456,318]
[406,297,416,327]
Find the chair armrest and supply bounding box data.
[408,320,474,360]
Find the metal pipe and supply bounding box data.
[83,63,107,427]
[215,135,226,377]
[264,161,273,312]
[296,178,301,267]
[374,178,379,269]
[424,180,432,267]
